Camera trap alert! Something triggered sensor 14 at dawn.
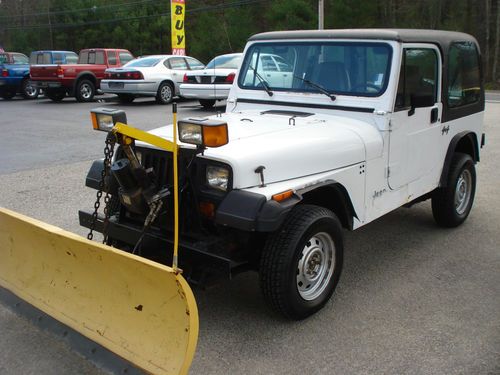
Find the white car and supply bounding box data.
[83,29,485,320]
[101,55,204,104]
[180,53,242,108]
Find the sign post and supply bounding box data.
[171,0,186,55]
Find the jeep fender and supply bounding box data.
[215,180,357,232]
[440,131,479,187]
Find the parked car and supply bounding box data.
[0,52,38,100]
[101,55,205,104]
[180,53,242,108]
[29,50,79,65]
[30,48,134,102]
[82,29,485,320]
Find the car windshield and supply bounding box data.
[125,57,162,68]
[0,54,8,64]
[238,42,392,97]
[205,55,242,69]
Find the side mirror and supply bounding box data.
[408,94,435,116]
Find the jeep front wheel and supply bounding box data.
[432,152,476,227]
[259,205,343,320]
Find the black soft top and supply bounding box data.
[249,29,478,50]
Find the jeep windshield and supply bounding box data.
[238,42,392,97]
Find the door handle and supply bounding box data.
[430,107,439,123]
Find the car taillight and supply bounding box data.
[124,71,143,80]
[225,72,235,83]
[183,73,188,83]
[131,71,143,79]
[56,66,64,78]
[1,69,8,77]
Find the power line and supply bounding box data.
[1,0,267,30]
[0,0,165,19]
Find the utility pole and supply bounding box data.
[318,0,324,30]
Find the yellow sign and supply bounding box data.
[171,0,186,55]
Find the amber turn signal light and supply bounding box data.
[272,190,294,202]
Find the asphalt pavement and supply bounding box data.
[0,94,499,375]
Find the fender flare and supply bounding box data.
[215,180,357,232]
[439,131,479,187]
[73,71,97,92]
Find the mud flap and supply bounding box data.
[0,207,198,375]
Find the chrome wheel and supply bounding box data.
[455,169,472,215]
[296,232,335,301]
[160,84,172,102]
[80,83,92,100]
[23,80,38,98]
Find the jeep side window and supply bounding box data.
[447,42,481,107]
[395,48,438,110]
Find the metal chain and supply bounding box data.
[87,134,116,242]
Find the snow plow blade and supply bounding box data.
[0,207,198,375]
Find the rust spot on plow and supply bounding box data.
[135,304,143,311]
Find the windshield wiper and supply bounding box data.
[293,74,336,101]
[249,65,273,97]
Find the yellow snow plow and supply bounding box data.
[0,105,199,374]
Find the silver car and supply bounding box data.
[180,53,242,108]
[101,55,204,104]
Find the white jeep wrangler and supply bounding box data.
[81,29,485,320]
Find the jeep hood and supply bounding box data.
[147,110,382,189]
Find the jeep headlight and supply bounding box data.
[206,165,229,191]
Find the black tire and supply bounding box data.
[21,78,39,99]
[259,204,344,320]
[0,90,16,100]
[75,79,95,102]
[199,99,216,109]
[45,89,66,102]
[117,94,135,103]
[432,152,476,227]
[156,81,174,104]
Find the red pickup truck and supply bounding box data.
[30,48,134,102]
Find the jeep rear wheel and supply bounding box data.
[259,205,343,320]
[432,152,476,227]
[76,79,95,102]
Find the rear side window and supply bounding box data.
[185,57,204,70]
[447,42,481,108]
[168,57,188,70]
[119,52,134,65]
[53,53,64,64]
[95,51,105,65]
[12,54,29,64]
[108,51,117,65]
[0,54,7,64]
[65,53,78,64]
[78,51,89,64]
